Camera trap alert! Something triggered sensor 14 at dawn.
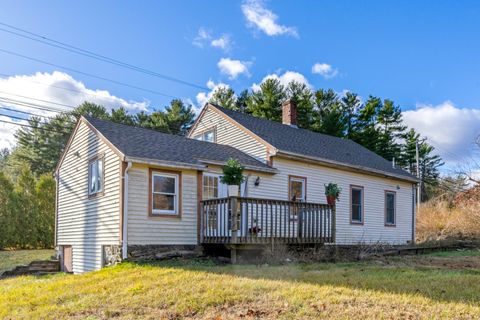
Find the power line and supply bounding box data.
[0,91,76,109]
[0,106,71,122]
[0,48,178,99]
[0,118,69,134]
[0,21,209,91]
[0,97,70,114]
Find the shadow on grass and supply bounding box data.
[133,258,480,305]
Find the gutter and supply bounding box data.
[124,156,206,170]
[122,161,132,259]
[196,158,278,174]
[276,150,419,183]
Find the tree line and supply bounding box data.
[209,79,443,198]
[0,81,443,248]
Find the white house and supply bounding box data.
[55,100,418,273]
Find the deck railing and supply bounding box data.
[200,196,335,245]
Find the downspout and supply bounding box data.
[411,184,416,244]
[54,172,59,248]
[122,162,132,259]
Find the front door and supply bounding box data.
[61,245,73,273]
[203,173,246,237]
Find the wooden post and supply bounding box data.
[230,196,238,263]
[331,205,336,244]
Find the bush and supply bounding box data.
[416,199,480,242]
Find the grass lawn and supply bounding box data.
[426,248,480,257]
[0,249,54,274]
[1,251,480,319]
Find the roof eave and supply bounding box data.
[124,156,206,170]
[275,150,419,183]
[196,158,277,174]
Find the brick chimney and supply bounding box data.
[282,99,297,127]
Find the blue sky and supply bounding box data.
[0,0,480,171]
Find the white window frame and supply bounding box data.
[289,176,306,202]
[88,156,104,196]
[193,128,216,142]
[151,172,179,215]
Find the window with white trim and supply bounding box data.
[385,191,396,225]
[88,157,103,196]
[151,172,179,215]
[289,176,306,202]
[193,129,215,142]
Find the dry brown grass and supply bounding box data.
[416,199,480,242]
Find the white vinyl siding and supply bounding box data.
[245,157,414,245]
[189,106,268,163]
[127,163,198,245]
[56,121,121,273]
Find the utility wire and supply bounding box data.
[0,21,209,91]
[0,91,76,109]
[0,106,73,122]
[0,48,178,99]
[0,118,69,134]
[0,97,70,113]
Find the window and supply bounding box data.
[385,191,396,226]
[289,176,306,202]
[88,156,104,196]
[203,175,219,229]
[150,170,180,216]
[350,186,363,224]
[203,175,219,200]
[193,128,215,142]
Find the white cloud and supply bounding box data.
[0,71,149,149]
[193,27,232,52]
[241,0,298,37]
[403,101,480,163]
[311,63,338,79]
[0,115,27,149]
[192,27,211,48]
[251,71,311,91]
[211,34,232,51]
[196,80,231,107]
[217,58,251,79]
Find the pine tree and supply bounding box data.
[235,89,250,113]
[247,78,286,121]
[162,99,195,135]
[376,99,407,161]
[210,87,237,110]
[353,96,381,152]
[35,174,56,248]
[312,89,345,137]
[341,92,361,139]
[110,107,135,126]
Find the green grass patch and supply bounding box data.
[425,249,480,257]
[1,258,480,319]
[0,249,54,273]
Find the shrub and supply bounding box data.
[220,158,245,186]
[416,199,480,242]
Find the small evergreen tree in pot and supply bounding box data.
[324,183,341,205]
[221,158,245,196]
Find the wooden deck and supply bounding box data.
[200,196,335,245]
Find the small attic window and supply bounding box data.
[193,128,216,143]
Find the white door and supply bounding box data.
[203,173,246,237]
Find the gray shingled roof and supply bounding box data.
[211,105,417,181]
[84,116,273,171]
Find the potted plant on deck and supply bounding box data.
[221,158,245,197]
[324,183,341,205]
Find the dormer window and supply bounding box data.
[193,128,215,142]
